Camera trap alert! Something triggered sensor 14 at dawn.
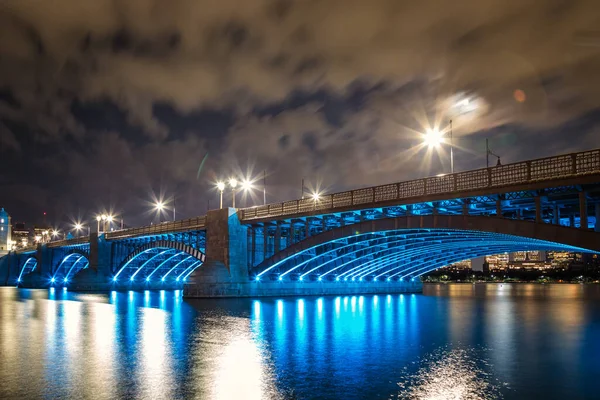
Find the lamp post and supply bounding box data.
[229,178,238,208]
[155,201,164,223]
[217,182,225,209]
[74,223,82,238]
[96,216,101,233]
[423,124,454,174]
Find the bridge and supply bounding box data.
[2,148,600,297]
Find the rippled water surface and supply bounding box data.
[1,284,600,399]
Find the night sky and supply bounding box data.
[1,1,600,228]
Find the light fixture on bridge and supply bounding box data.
[255,276,260,282]
[113,277,117,282]
[311,192,321,201]
[229,178,238,208]
[51,230,59,238]
[241,179,253,191]
[154,201,165,211]
[217,181,226,209]
[423,128,444,148]
[63,278,68,283]
[50,277,55,283]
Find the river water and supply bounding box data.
[0,284,599,399]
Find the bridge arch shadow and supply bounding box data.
[254,215,600,282]
[113,240,206,284]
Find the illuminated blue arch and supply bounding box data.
[113,240,205,283]
[254,215,599,282]
[17,257,37,283]
[52,252,90,284]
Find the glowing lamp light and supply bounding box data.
[96,216,102,222]
[255,276,260,282]
[155,201,164,211]
[51,230,59,237]
[241,179,253,191]
[113,277,117,282]
[311,192,321,201]
[229,178,238,188]
[50,277,55,283]
[217,181,226,191]
[107,215,114,222]
[75,223,82,230]
[423,128,444,148]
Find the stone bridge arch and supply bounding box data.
[254,215,600,282]
[113,240,206,283]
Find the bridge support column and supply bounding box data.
[553,204,560,225]
[263,224,268,261]
[535,196,542,224]
[274,221,281,253]
[496,199,502,217]
[305,219,310,238]
[579,192,588,229]
[251,227,256,267]
[462,201,469,215]
[186,208,249,297]
[570,215,575,227]
[595,203,600,232]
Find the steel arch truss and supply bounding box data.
[17,257,37,283]
[52,252,90,284]
[254,228,593,282]
[113,240,206,283]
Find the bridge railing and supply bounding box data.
[104,216,207,240]
[240,148,600,221]
[47,236,91,248]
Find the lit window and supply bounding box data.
[0,227,3,231]
[0,218,3,223]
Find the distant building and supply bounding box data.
[12,222,30,249]
[33,226,52,244]
[486,253,509,270]
[0,208,12,256]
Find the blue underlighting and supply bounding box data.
[387,277,391,282]
[146,277,150,282]
[63,278,68,283]
[335,277,340,281]
[317,276,322,281]
[278,276,283,281]
[176,277,180,282]
[351,277,355,282]
[255,276,260,282]
[299,276,304,282]
[161,277,165,282]
[373,277,377,282]
[359,277,363,282]
[130,277,134,281]
[17,278,21,283]
[113,277,117,282]
[63,287,67,292]
[50,277,55,283]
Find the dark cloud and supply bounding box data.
[1,0,600,225]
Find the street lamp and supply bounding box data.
[96,216,102,233]
[423,124,454,174]
[74,223,82,238]
[229,178,238,208]
[217,182,225,209]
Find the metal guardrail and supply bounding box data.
[240,148,600,221]
[47,236,91,248]
[104,216,207,240]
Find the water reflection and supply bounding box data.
[0,285,599,399]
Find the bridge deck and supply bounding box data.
[239,148,600,222]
